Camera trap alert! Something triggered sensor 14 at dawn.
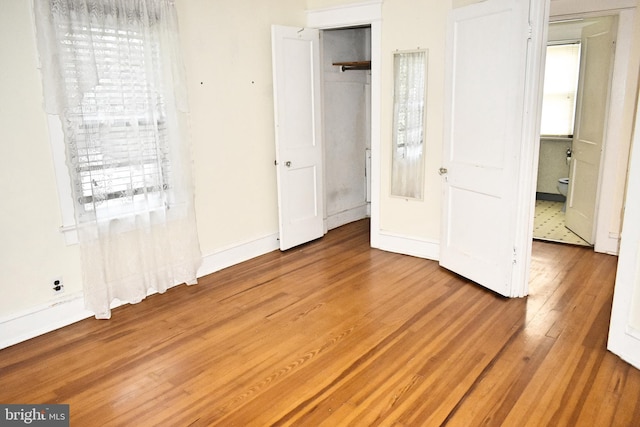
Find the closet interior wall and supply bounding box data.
[322,27,372,230]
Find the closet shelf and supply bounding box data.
[333,61,371,72]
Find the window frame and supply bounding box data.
[44,13,173,245]
[540,40,582,138]
[47,115,79,245]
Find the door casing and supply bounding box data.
[306,2,383,249]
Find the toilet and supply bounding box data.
[558,178,569,211]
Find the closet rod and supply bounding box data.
[332,61,371,72]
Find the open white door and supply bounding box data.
[607,83,640,370]
[565,16,616,244]
[440,0,536,297]
[271,25,324,251]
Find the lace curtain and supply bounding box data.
[391,51,427,199]
[35,0,202,318]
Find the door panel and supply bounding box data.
[440,0,532,297]
[287,166,319,220]
[271,25,324,250]
[607,79,640,370]
[281,38,315,148]
[566,16,616,244]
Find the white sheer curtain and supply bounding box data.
[35,0,201,318]
[391,51,427,199]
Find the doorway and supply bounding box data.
[533,15,617,247]
[321,27,372,232]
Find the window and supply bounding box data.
[36,1,202,318]
[59,23,171,221]
[540,43,581,137]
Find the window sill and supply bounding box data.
[58,202,173,247]
[60,224,79,246]
[541,136,573,142]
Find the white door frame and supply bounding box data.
[306,1,383,248]
[509,0,551,297]
[594,8,635,255]
[548,7,636,255]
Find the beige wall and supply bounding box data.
[0,1,84,316]
[177,0,305,255]
[378,0,447,239]
[0,0,307,320]
[306,0,355,9]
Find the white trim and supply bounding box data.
[0,293,91,349]
[550,0,636,16]
[306,1,383,29]
[369,20,382,251]
[627,325,640,341]
[611,339,640,369]
[376,232,440,261]
[326,205,369,231]
[512,0,551,297]
[608,300,640,370]
[46,115,79,245]
[197,233,280,278]
[548,0,637,259]
[0,285,183,349]
[306,2,383,254]
[593,8,635,255]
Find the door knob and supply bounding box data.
[285,161,292,167]
[438,167,448,175]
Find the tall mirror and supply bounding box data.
[391,50,427,199]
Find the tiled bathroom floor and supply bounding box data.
[533,200,591,246]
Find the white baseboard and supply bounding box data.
[594,233,621,256]
[607,326,640,370]
[197,232,280,277]
[1,232,281,350]
[326,204,370,231]
[0,293,92,350]
[372,230,440,261]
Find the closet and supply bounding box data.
[321,27,372,230]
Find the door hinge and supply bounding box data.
[513,247,518,265]
[527,23,533,40]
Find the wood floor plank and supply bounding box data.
[1,219,638,426]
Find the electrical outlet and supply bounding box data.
[52,277,64,294]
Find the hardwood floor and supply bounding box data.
[1,219,639,426]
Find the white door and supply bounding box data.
[271,25,324,251]
[607,83,640,370]
[440,0,535,297]
[565,16,616,244]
